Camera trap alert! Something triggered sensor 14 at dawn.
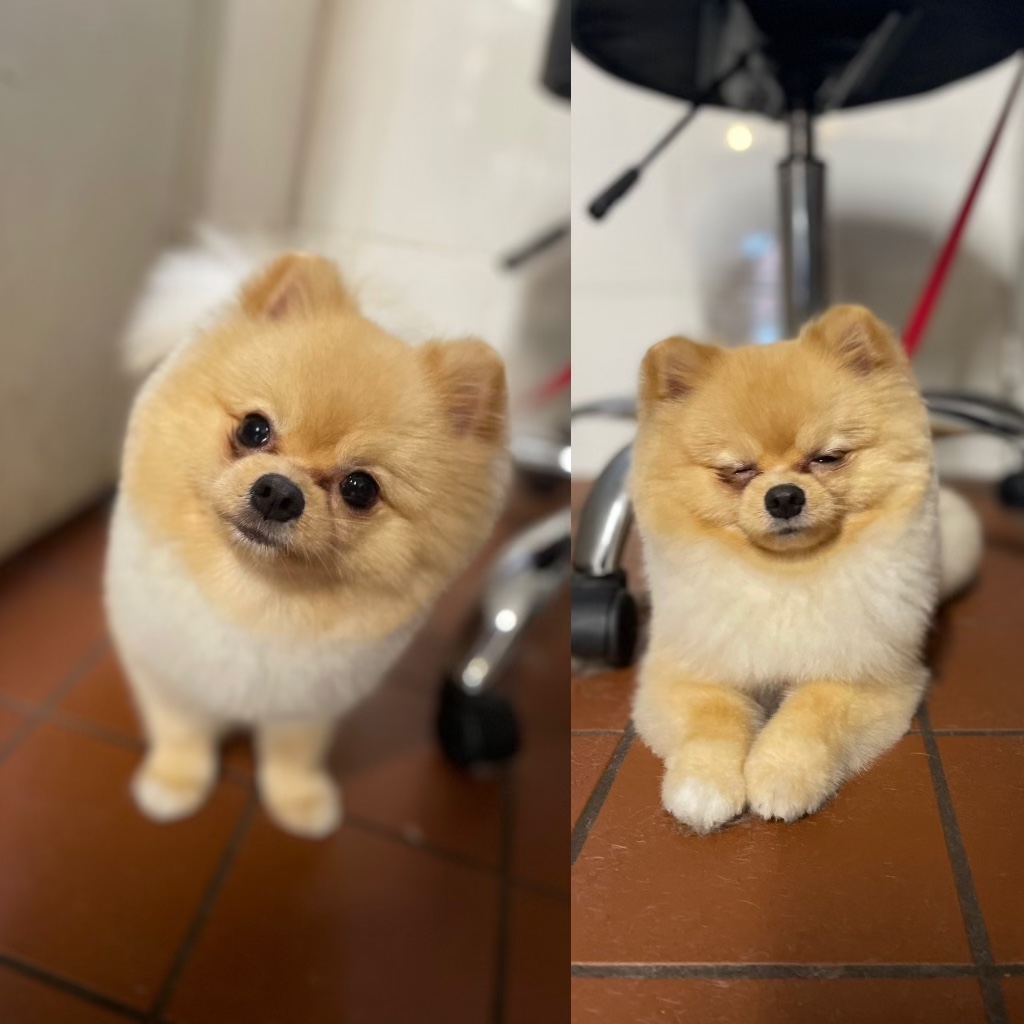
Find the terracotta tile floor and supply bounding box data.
[0,483,568,1024]
[571,484,1024,1024]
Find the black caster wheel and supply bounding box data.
[438,678,520,767]
[998,470,1024,509]
[571,570,638,668]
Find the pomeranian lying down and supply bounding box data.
[631,305,982,832]
[105,241,508,838]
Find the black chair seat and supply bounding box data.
[571,0,1024,114]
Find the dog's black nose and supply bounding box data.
[764,483,806,520]
[250,473,305,523]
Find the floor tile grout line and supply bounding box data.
[491,766,515,1024]
[918,705,1006,1024]
[930,729,1024,736]
[0,951,146,1020]
[571,723,635,866]
[147,790,258,1021]
[571,963,981,980]
[0,641,108,770]
[48,710,144,754]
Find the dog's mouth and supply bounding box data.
[220,512,288,552]
[234,521,282,548]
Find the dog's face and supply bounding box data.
[125,253,508,628]
[633,305,932,560]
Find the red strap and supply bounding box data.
[902,60,1024,357]
[525,362,570,408]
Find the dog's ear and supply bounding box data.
[800,305,906,375]
[239,252,356,320]
[418,338,507,442]
[639,336,722,405]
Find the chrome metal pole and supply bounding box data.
[779,109,827,334]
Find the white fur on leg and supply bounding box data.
[937,486,983,600]
[261,772,342,839]
[132,759,214,822]
[661,764,746,833]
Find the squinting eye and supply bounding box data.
[812,453,845,466]
[721,465,758,485]
[236,413,271,449]
[340,471,380,510]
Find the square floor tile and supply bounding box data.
[505,885,569,1024]
[928,541,1024,728]
[572,736,970,965]
[334,681,503,867]
[0,964,130,1024]
[1001,977,1024,1022]
[939,735,1024,962]
[513,727,568,894]
[927,485,1024,729]
[165,816,500,1024]
[57,648,140,742]
[21,501,111,588]
[0,565,106,706]
[0,722,246,1008]
[572,734,618,828]
[570,977,987,1024]
[571,669,633,732]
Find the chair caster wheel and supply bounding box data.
[437,678,520,767]
[570,570,638,668]
[998,470,1024,509]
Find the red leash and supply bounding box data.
[902,60,1024,357]
[524,361,571,408]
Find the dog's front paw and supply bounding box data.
[262,772,342,839]
[662,755,746,833]
[745,736,838,822]
[132,755,214,822]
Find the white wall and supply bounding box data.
[571,51,1024,479]
[294,0,569,431]
[0,0,205,556]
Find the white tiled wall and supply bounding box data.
[571,51,1024,478]
[294,0,569,432]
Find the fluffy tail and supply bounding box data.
[938,486,984,600]
[120,227,273,376]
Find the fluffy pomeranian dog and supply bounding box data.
[105,237,508,838]
[631,305,982,833]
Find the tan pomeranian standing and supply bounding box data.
[631,305,982,833]
[105,239,508,838]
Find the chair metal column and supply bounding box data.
[779,109,827,333]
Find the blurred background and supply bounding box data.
[0,2,568,1023]
[1,0,568,560]
[571,50,1024,480]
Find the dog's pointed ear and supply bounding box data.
[639,335,722,405]
[239,252,356,320]
[418,338,507,442]
[800,305,905,375]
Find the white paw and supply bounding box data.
[262,773,342,839]
[132,764,212,822]
[662,772,745,833]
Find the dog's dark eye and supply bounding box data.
[812,453,844,466]
[237,413,271,449]
[340,471,380,510]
